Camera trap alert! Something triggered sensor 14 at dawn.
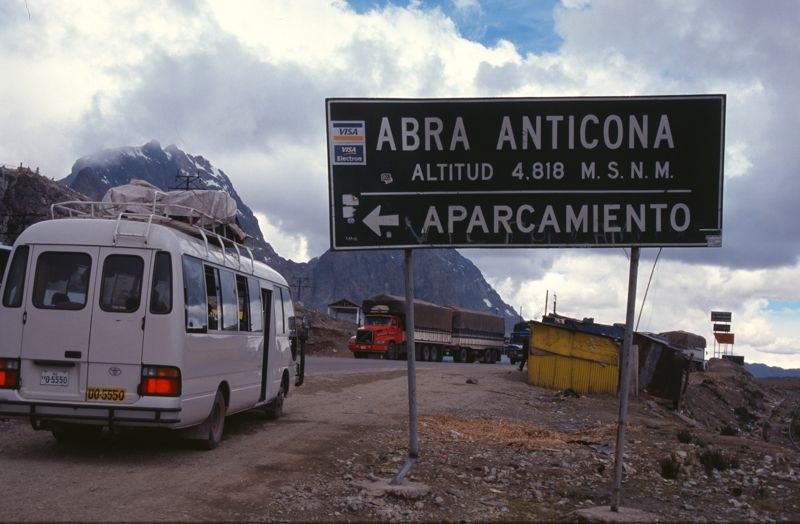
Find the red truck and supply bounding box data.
[348,294,504,363]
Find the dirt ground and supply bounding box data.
[1,355,798,522]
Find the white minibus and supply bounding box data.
[0,198,306,449]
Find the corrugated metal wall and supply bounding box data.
[527,322,620,394]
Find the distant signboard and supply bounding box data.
[326,95,726,250]
[713,323,731,332]
[714,332,735,344]
[710,311,732,322]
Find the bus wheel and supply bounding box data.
[266,387,285,420]
[201,389,226,450]
[52,424,102,446]
[386,342,397,360]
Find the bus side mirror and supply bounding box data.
[289,315,311,341]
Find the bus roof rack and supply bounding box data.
[50,198,255,273]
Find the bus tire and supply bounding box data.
[386,341,397,360]
[266,387,285,420]
[52,424,102,446]
[201,389,226,450]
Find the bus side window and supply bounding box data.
[283,288,295,322]
[182,255,207,333]
[273,286,285,334]
[247,278,263,332]
[219,269,238,331]
[150,251,172,315]
[236,275,250,331]
[204,265,221,331]
[2,245,29,308]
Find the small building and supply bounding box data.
[527,320,620,394]
[327,298,362,324]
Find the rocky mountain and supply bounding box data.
[0,165,87,244]
[15,140,520,329]
[60,139,302,277]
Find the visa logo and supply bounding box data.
[332,121,365,142]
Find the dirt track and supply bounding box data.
[1,357,798,522]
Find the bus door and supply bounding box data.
[85,247,151,405]
[18,246,99,403]
[259,288,272,402]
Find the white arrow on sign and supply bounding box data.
[363,205,399,236]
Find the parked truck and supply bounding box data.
[348,294,504,363]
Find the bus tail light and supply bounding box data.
[140,365,181,396]
[0,358,20,389]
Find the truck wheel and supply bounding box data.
[421,345,431,361]
[466,350,476,364]
[386,342,397,360]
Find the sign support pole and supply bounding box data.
[391,248,419,485]
[611,246,640,511]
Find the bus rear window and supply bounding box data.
[32,252,92,310]
[99,255,144,313]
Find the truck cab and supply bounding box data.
[348,307,403,359]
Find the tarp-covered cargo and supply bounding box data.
[449,307,504,337]
[99,179,246,241]
[657,330,706,349]
[362,294,452,332]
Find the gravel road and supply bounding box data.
[1,356,798,522]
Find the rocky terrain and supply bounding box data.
[253,358,800,522]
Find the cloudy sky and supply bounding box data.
[2,0,799,368]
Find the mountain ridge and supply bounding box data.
[57,140,522,330]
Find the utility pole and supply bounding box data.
[171,168,202,190]
[292,276,310,300]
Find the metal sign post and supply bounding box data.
[391,249,420,485]
[611,247,640,511]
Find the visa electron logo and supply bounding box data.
[331,121,366,165]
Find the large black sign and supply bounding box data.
[326,96,725,250]
[711,311,732,322]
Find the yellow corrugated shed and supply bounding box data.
[527,321,619,394]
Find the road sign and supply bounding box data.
[713,323,731,332]
[714,332,735,344]
[711,311,732,322]
[326,96,726,250]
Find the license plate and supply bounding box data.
[86,387,126,402]
[40,370,69,387]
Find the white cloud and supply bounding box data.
[254,212,311,263]
[2,0,799,368]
